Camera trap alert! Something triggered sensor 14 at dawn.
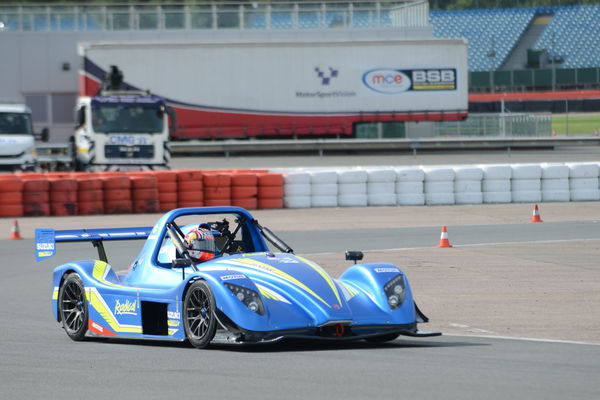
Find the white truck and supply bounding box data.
[73,66,176,171]
[0,103,48,171]
[78,38,469,139]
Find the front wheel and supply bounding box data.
[58,273,88,341]
[183,280,217,349]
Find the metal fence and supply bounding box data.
[0,1,428,32]
[435,113,552,137]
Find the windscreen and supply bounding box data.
[91,102,163,134]
[0,112,33,135]
[157,213,259,266]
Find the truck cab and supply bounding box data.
[73,92,174,171]
[0,103,48,171]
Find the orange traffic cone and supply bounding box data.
[436,226,452,248]
[530,204,543,223]
[10,219,23,240]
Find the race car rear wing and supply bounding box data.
[35,227,152,262]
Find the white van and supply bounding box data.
[0,103,48,171]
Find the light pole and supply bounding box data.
[487,35,496,93]
[551,31,556,91]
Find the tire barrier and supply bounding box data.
[0,169,284,218]
[541,163,570,202]
[131,174,160,214]
[454,166,483,205]
[177,170,204,208]
[396,168,425,206]
[310,170,338,208]
[277,162,600,208]
[257,173,284,209]
[19,175,51,217]
[231,172,258,210]
[0,175,24,217]
[367,168,396,206]
[338,169,368,207]
[203,173,231,207]
[75,173,104,215]
[155,171,178,212]
[481,164,512,204]
[511,164,542,203]
[424,167,455,206]
[567,163,600,201]
[2,163,598,216]
[49,177,78,216]
[102,174,132,214]
[283,171,311,209]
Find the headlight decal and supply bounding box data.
[224,282,265,315]
[383,274,406,310]
[256,284,291,304]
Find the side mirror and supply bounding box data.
[172,258,192,280]
[166,106,177,132]
[40,127,49,142]
[76,107,85,127]
[35,127,49,142]
[345,250,364,264]
[171,258,192,269]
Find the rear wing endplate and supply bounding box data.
[35,227,152,262]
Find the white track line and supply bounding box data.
[304,238,600,256]
[443,333,600,346]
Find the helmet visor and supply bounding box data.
[189,238,215,254]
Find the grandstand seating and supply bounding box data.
[430,5,600,71]
[430,8,535,72]
[534,6,600,69]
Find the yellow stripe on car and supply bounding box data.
[256,284,291,304]
[92,260,124,287]
[339,281,357,299]
[228,258,330,307]
[296,256,342,306]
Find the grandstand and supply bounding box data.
[430,4,600,72]
[430,8,535,71]
[534,5,600,69]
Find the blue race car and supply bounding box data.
[37,207,440,348]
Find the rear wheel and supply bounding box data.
[183,280,217,349]
[365,333,400,344]
[58,273,88,341]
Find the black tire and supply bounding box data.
[58,273,88,341]
[365,333,400,344]
[183,280,217,349]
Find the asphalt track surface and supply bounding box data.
[171,144,600,169]
[2,220,599,399]
[3,149,600,399]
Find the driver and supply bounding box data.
[184,226,216,264]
